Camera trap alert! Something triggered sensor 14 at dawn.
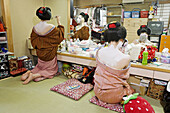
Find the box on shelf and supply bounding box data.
[140,11,149,18]
[147,79,166,100]
[161,56,170,64]
[140,78,150,87]
[128,75,141,85]
[132,8,140,18]
[124,11,131,18]
[23,59,33,70]
[9,58,18,71]
[128,75,150,96]
[0,55,10,79]
[9,56,30,77]
[130,84,146,96]
[0,37,6,41]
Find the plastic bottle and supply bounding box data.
[142,48,148,65]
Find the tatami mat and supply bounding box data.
[0,75,164,113]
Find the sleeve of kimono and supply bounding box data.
[51,25,65,45]
[72,29,79,39]
[72,26,89,40]
[56,25,65,44]
[80,27,89,40]
[30,29,38,49]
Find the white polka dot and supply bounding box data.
[138,107,141,110]
[130,107,133,110]
[137,101,140,103]
[144,102,147,105]
[129,101,132,103]
[146,108,149,111]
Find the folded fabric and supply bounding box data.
[89,96,124,113]
[50,79,93,100]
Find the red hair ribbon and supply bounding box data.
[109,24,116,28]
[85,13,87,15]
[42,7,45,8]
[141,25,146,28]
[39,10,43,14]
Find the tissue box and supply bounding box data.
[161,56,170,64]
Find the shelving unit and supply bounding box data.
[0,31,8,49]
[0,54,10,79]
[149,35,161,49]
[106,5,123,23]
[0,52,13,79]
[0,30,12,79]
[0,41,7,44]
[106,15,122,17]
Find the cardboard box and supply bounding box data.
[130,84,146,96]
[128,75,149,96]
[128,75,141,85]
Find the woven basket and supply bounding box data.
[147,79,165,100]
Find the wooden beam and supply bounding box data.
[159,1,170,4]
[1,0,14,52]
[67,0,70,39]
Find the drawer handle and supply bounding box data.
[164,41,166,43]
[165,37,167,39]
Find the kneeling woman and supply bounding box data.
[94,22,133,104]
[21,7,64,84]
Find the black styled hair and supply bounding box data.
[137,25,151,36]
[104,22,127,43]
[36,7,51,20]
[80,12,89,22]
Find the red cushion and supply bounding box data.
[50,79,93,100]
[89,96,124,113]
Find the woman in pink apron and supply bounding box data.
[94,22,134,104]
[21,7,64,84]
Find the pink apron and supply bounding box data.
[94,50,133,104]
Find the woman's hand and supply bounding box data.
[55,16,61,25]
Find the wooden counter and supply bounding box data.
[30,49,170,81]
[57,52,170,81]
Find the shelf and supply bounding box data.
[151,41,159,43]
[107,6,122,8]
[0,61,8,63]
[0,31,6,34]
[0,52,14,56]
[0,41,7,44]
[106,15,122,17]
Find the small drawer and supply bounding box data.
[150,36,159,42]
[57,55,76,63]
[154,71,170,81]
[75,58,96,67]
[129,67,154,78]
